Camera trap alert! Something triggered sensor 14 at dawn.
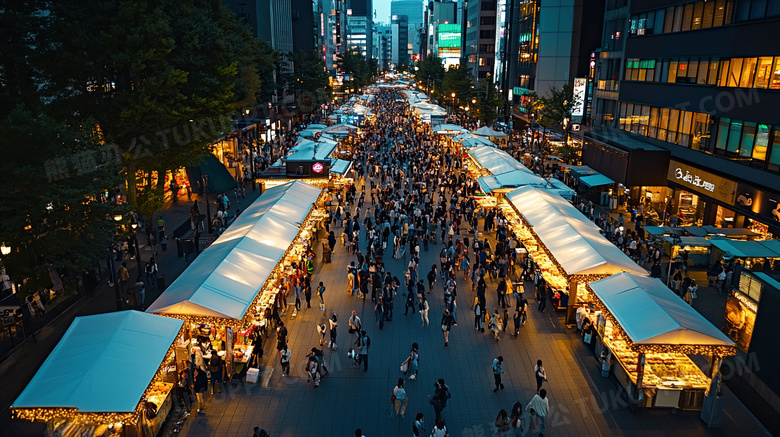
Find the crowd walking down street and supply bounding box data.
[4,84,770,437]
[169,86,769,437]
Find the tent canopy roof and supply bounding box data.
[469,146,533,176]
[507,186,645,276]
[471,126,508,137]
[13,311,182,413]
[146,181,320,320]
[432,124,468,134]
[710,239,780,258]
[590,273,735,349]
[580,173,614,187]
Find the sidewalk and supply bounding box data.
[0,188,262,436]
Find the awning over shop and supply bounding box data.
[330,159,352,175]
[758,239,780,255]
[709,239,780,258]
[506,186,646,276]
[146,181,321,320]
[545,178,576,202]
[682,226,709,237]
[185,154,238,194]
[579,173,615,188]
[12,311,183,413]
[590,273,735,350]
[283,138,338,162]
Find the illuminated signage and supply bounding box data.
[312,162,325,174]
[572,78,587,118]
[667,161,736,204]
[437,24,461,48]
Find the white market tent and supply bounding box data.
[590,273,735,349]
[279,138,338,163]
[146,181,321,320]
[12,311,182,415]
[322,123,358,136]
[471,126,508,138]
[506,186,645,276]
[432,124,468,135]
[469,146,534,176]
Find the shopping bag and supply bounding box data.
[246,367,260,384]
[400,360,409,373]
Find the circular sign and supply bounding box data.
[312,162,324,174]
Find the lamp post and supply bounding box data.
[0,243,9,256]
[130,222,143,284]
[111,214,123,311]
[451,92,456,115]
[202,174,212,234]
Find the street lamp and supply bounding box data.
[113,214,123,222]
[451,92,456,114]
[0,243,10,256]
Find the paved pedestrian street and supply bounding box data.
[179,173,768,436]
[179,237,766,436]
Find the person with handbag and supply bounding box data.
[401,343,419,380]
[391,378,408,418]
[534,360,547,393]
[279,347,291,376]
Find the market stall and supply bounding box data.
[587,273,736,410]
[145,181,324,377]
[471,126,509,148]
[503,186,646,322]
[11,311,183,437]
[709,239,780,270]
[660,236,712,266]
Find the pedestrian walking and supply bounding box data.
[402,342,419,380]
[526,389,549,436]
[428,379,451,420]
[328,312,338,350]
[349,310,362,341]
[510,402,523,437]
[489,309,500,341]
[441,308,455,347]
[279,346,291,376]
[413,413,425,437]
[534,359,547,393]
[357,330,370,372]
[494,409,512,437]
[419,294,429,327]
[430,417,448,437]
[392,378,408,418]
[193,368,208,414]
[492,356,505,392]
[317,281,326,311]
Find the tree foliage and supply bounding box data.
[282,50,331,112]
[340,50,376,89]
[532,84,578,143]
[474,78,505,126]
[442,65,475,108]
[414,55,445,98]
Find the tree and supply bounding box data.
[474,78,505,126]
[0,106,124,290]
[533,84,578,144]
[414,55,445,97]
[442,65,475,109]
[340,49,375,89]
[282,50,331,112]
[36,0,277,209]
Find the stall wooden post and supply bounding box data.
[633,353,646,407]
[566,277,578,326]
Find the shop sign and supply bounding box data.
[667,161,736,204]
[312,162,325,174]
[736,183,780,223]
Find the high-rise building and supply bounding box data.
[391,0,425,55]
[426,1,458,59]
[374,23,393,70]
[464,0,497,80]
[347,0,373,58]
[391,14,411,68]
[588,0,780,237]
[292,0,318,54]
[320,0,348,74]
[222,0,294,71]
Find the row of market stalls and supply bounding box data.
[265,129,353,180]
[11,181,327,436]
[466,146,575,202]
[496,185,736,412]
